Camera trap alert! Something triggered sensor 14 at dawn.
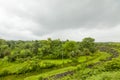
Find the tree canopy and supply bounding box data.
[0,37,96,62]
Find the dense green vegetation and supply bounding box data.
[0,37,120,80]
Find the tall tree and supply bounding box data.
[62,41,78,58]
[81,37,96,53]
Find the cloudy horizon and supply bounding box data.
[0,0,120,42]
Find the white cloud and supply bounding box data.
[0,0,120,41]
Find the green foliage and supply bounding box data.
[1,37,119,80]
[83,48,91,55]
[0,37,97,61]
[104,58,120,71]
[20,49,31,58]
[81,37,96,53]
[0,70,10,77]
[24,66,77,80]
[86,71,120,80]
[16,61,41,74]
[62,41,78,58]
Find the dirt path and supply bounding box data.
[43,71,75,80]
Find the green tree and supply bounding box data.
[62,41,78,58]
[20,49,31,58]
[81,37,96,53]
[32,40,39,55]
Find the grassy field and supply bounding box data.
[0,50,114,80]
[1,37,120,80]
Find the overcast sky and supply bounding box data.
[0,0,120,42]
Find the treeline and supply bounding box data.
[0,37,96,62]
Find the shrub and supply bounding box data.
[16,61,41,74]
[86,71,120,80]
[104,58,120,71]
[0,70,9,77]
[40,62,56,69]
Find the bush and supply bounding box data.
[0,70,9,77]
[104,58,120,71]
[71,58,79,65]
[16,61,41,74]
[86,71,120,80]
[83,48,91,56]
[40,62,56,69]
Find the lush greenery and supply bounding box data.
[0,37,120,80]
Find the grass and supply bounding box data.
[55,51,113,80]
[24,51,110,80]
[0,51,113,80]
[86,71,120,80]
[24,66,77,80]
[86,51,111,65]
